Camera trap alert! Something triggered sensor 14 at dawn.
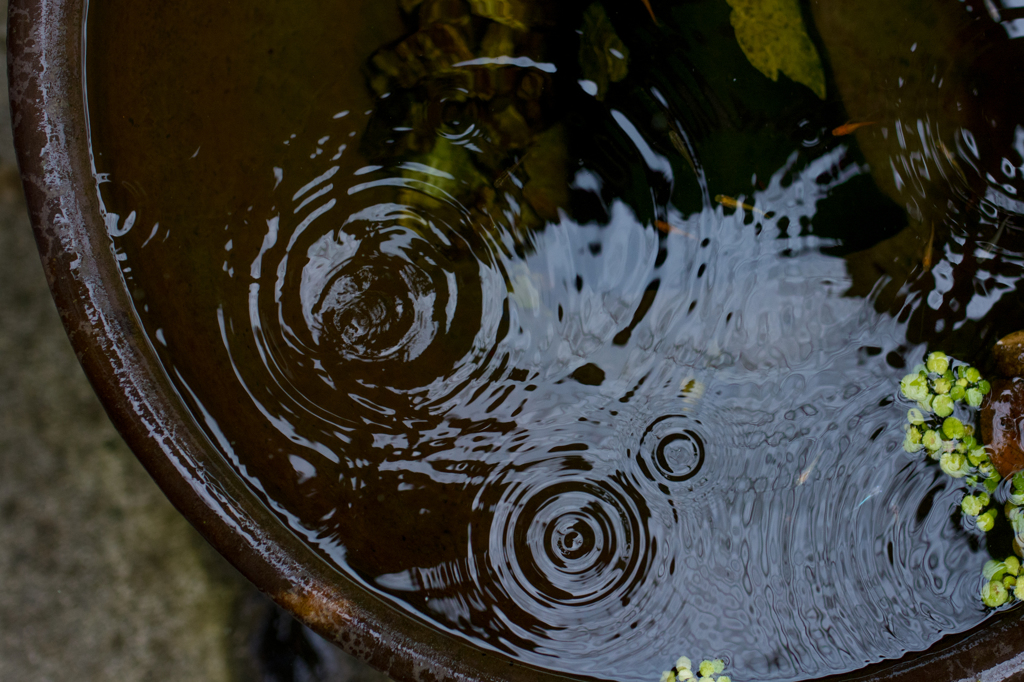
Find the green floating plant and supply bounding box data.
[660,656,730,682]
[898,351,1024,606]
[900,353,992,483]
[980,554,1024,607]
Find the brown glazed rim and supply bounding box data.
[8,0,1024,680]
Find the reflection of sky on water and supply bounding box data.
[87,0,1024,677]
[142,94,1024,681]
[992,0,1024,39]
[357,143,991,680]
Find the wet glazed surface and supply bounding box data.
[85,0,1024,679]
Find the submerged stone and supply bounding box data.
[981,377,1024,479]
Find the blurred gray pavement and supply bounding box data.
[0,2,243,677]
[0,2,394,680]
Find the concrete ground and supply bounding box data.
[0,3,394,680]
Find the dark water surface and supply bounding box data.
[85,0,1024,679]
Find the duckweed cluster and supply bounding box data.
[900,353,996,491]
[660,657,729,682]
[899,352,1024,607]
[981,552,1024,607]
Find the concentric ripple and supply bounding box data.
[465,456,676,659]
[88,3,1024,679]
[312,255,436,365]
[291,202,493,390]
[496,475,647,609]
[638,415,707,483]
[237,159,517,449]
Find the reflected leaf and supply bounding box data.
[725,0,825,99]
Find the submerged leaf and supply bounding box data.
[578,3,630,101]
[400,137,490,204]
[725,0,826,99]
[468,0,531,30]
[480,22,518,59]
[522,125,569,221]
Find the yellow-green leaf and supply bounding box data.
[725,0,826,99]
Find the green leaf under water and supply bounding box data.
[724,0,826,99]
[468,0,531,31]
[578,3,630,101]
